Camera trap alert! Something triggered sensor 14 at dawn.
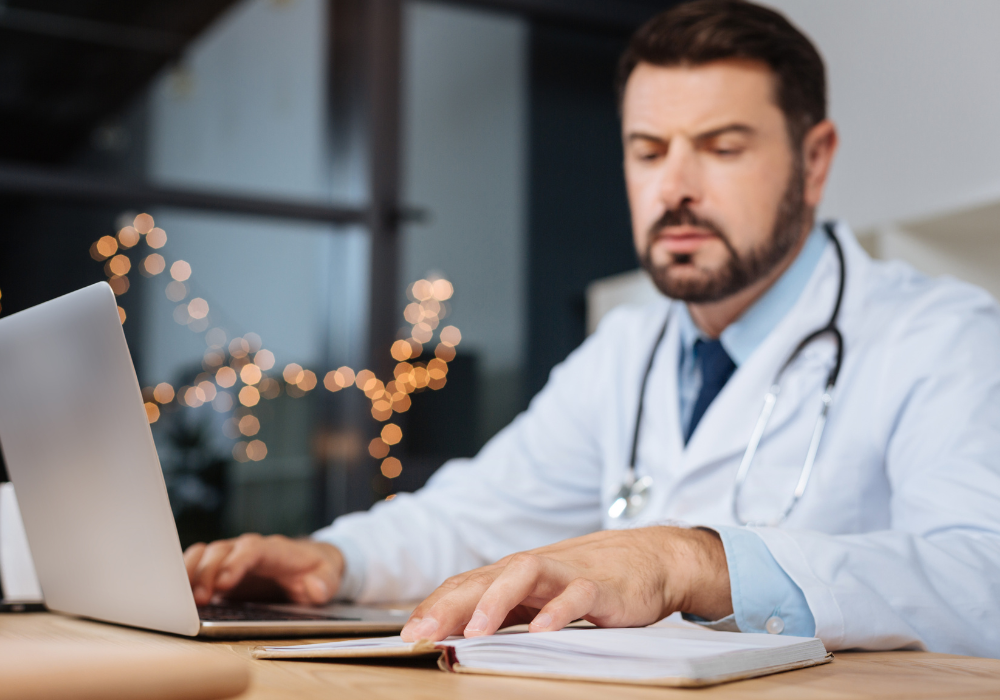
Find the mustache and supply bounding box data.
[647,204,727,241]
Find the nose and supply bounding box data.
[657,140,702,212]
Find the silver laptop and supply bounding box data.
[0,283,407,637]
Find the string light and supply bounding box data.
[89,214,462,492]
[146,228,167,249]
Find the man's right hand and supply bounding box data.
[183,534,344,606]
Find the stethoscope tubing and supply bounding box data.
[612,222,846,523]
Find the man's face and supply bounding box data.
[622,60,808,302]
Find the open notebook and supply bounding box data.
[253,625,831,687]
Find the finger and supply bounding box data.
[401,570,499,642]
[528,577,601,633]
[400,573,471,637]
[268,539,339,604]
[213,535,265,593]
[191,540,236,604]
[183,543,206,582]
[466,553,562,638]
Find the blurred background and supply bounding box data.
[0,0,998,546]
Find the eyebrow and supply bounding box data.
[626,123,757,145]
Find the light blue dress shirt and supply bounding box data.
[677,224,828,637]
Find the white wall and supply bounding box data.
[762,0,1000,231]
[401,2,528,375]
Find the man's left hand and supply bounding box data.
[399,526,733,642]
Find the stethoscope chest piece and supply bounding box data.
[608,474,653,519]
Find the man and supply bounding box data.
[184,0,1000,656]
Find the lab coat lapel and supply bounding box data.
[680,243,843,475]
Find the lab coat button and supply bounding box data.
[765,616,785,635]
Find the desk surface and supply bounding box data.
[4,612,1000,699]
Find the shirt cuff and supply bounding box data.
[311,529,367,601]
[686,525,816,637]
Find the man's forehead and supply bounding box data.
[621,59,781,137]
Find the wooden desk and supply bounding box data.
[4,612,1000,699]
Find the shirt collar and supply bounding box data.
[676,224,829,367]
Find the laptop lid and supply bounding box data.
[0,283,201,636]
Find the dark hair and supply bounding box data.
[617,0,826,146]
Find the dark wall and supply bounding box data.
[525,22,640,398]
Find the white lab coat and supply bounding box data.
[317,223,1000,657]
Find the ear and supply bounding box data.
[801,120,838,209]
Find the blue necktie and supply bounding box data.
[685,339,737,443]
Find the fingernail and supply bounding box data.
[530,613,552,630]
[194,586,207,601]
[465,611,489,634]
[411,617,439,639]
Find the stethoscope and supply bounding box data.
[608,222,846,525]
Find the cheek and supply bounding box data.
[703,158,789,245]
[625,170,659,248]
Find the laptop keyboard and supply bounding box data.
[198,602,360,622]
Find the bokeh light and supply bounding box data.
[232,441,249,462]
[108,276,130,296]
[144,402,160,423]
[246,439,267,461]
[143,254,166,275]
[240,364,262,385]
[107,254,131,276]
[391,339,412,361]
[187,297,209,320]
[239,386,260,407]
[96,235,118,258]
[435,343,456,362]
[117,306,126,324]
[381,423,402,445]
[254,349,275,370]
[170,260,192,281]
[118,226,140,248]
[282,363,304,385]
[432,279,454,300]
[355,369,376,392]
[153,382,175,403]
[244,333,262,353]
[411,279,433,301]
[368,438,390,459]
[298,370,317,391]
[239,415,261,437]
[197,380,217,401]
[229,338,250,359]
[381,457,402,478]
[259,377,281,399]
[146,227,167,249]
[216,367,237,388]
[440,326,462,347]
[323,371,342,392]
[165,281,187,302]
[184,386,205,408]
[133,213,155,234]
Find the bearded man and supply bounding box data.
[185,0,1000,656]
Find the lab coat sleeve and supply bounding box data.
[753,283,1000,656]
[311,309,629,603]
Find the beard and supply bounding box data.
[639,161,809,304]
